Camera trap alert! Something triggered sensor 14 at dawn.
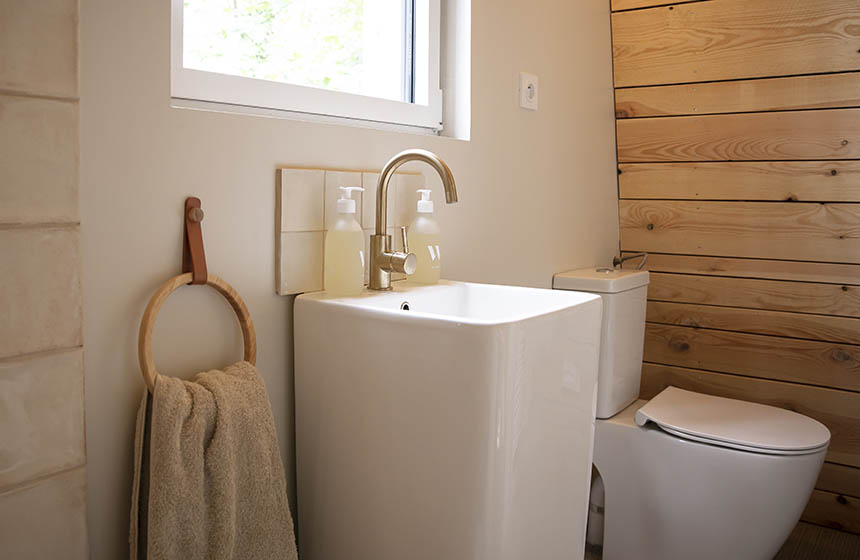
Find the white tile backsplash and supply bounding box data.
[279,231,324,294]
[277,166,422,295]
[280,169,324,232]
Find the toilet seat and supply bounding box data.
[634,387,831,456]
[595,398,829,560]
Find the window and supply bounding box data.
[171,0,443,131]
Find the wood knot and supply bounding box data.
[831,348,853,363]
[785,194,798,202]
[837,495,848,505]
[615,110,630,119]
[670,339,690,352]
[647,223,655,230]
[843,286,850,292]
[831,169,838,176]
[842,140,849,146]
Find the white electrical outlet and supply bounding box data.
[519,72,539,111]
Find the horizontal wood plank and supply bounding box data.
[619,200,860,263]
[802,490,860,534]
[611,0,700,12]
[818,463,860,499]
[644,323,860,391]
[612,0,860,87]
[622,253,860,285]
[618,162,860,202]
[617,109,860,162]
[647,273,860,318]
[646,302,860,345]
[615,73,860,118]
[614,0,860,535]
[640,363,860,468]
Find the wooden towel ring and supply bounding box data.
[138,272,257,392]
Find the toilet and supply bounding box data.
[553,268,831,560]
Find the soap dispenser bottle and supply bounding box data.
[406,188,441,284]
[324,186,365,296]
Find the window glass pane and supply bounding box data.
[183,0,406,102]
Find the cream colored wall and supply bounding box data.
[80,1,619,558]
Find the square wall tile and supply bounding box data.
[0,349,85,487]
[324,171,363,230]
[0,95,79,224]
[0,0,78,98]
[280,169,324,232]
[0,467,88,559]
[0,228,82,358]
[279,232,323,295]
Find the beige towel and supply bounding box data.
[130,361,297,560]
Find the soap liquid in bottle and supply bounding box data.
[324,186,365,296]
[407,189,441,285]
[324,216,365,295]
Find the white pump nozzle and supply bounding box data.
[337,186,364,214]
[416,188,433,213]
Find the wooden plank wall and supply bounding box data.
[610,0,860,535]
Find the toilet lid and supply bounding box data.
[635,387,831,455]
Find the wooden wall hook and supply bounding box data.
[182,197,207,285]
[137,197,257,392]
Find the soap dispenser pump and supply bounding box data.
[406,188,441,285]
[324,186,365,296]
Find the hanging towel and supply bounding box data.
[130,361,297,560]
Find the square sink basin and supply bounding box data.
[295,280,602,560]
[301,279,599,324]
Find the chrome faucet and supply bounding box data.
[369,149,458,290]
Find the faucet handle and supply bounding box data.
[400,226,409,253]
[385,251,417,276]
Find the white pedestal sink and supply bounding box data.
[294,280,602,560]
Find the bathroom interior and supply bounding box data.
[1,0,859,559]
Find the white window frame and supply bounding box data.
[170,0,443,131]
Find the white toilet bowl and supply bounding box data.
[593,388,829,560]
[553,268,831,559]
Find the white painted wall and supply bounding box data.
[80,1,619,557]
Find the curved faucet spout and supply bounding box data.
[375,149,458,236]
[369,149,458,290]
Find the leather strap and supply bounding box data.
[182,197,207,285]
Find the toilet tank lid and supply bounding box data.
[553,267,649,293]
[635,387,831,454]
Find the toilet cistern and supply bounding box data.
[369,149,458,290]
